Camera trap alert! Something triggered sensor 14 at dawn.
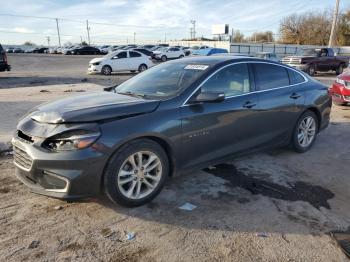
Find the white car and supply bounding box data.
[88,50,153,75]
[153,47,185,62]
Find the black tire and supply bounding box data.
[101,65,112,75]
[336,64,345,75]
[307,64,316,76]
[161,55,167,62]
[138,64,147,72]
[292,110,318,153]
[130,70,136,73]
[103,139,169,207]
[179,55,184,58]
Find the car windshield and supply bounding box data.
[116,62,210,99]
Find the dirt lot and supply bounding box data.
[0,54,350,261]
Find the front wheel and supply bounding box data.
[179,55,184,58]
[104,139,169,207]
[161,55,167,62]
[336,64,345,75]
[101,65,112,75]
[292,111,318,153]
[308,64,315,76]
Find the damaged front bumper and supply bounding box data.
[11,133,108,200]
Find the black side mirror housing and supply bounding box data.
[190,92,225,103]
[103,85,118,92]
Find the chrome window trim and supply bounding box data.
[182,61,308,106]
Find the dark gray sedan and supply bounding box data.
[12,56,331,206]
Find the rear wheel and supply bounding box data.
[103,139,169,207]
[138,64,148,72]
[161,55,167,62]
[292,111,318,153]
[101,65,112,75]
[179,55,184,58]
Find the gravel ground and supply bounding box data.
[0,54,349,261]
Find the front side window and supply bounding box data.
[200,64,251,96]
[288,69,305,85]
[254,63,289,90]
[114,51,127,59]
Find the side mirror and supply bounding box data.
[103,85,118,92]
[190,92,225,103]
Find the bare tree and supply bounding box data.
[279,11,332,45]
[247,31,274,43]
[231,30,245,43]
[337,10,350,45]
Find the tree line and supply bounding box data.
[232,8,350,46]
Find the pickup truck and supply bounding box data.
[0,44,11,72]
[282,48,349,76]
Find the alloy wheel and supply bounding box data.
[117,151,162,199]
[297,116,316,147]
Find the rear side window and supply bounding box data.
[287,69,305,85]
[129,51,141,57]
[254,63,289,90]
[201,63,251,96]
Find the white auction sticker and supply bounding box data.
[184,65,209,70]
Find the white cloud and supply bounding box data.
[13,27,35,33]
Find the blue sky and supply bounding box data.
[0,0,348,45]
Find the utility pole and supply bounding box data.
[164,33,167,43]
[55,18,61,47]
[86,20,91,45]
[46,36,50,47]
[133,32,136,44]
[328,0,340,47]
[80,36,83,44]
[190,20,196,40]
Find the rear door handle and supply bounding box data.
[290,93,302,99]
[243,101,257,108]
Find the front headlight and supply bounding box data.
[336,77,346,86]
[92,62,100,66]
[43,130,100,151]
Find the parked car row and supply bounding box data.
[0,44,11,72]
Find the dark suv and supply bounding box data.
[0,44,11,72]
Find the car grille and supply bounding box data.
[13,145,33,170]
[282,57,301,64]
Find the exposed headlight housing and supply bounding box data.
[92,62,100,66]
[336,77,350,89]
[43,130,100,151]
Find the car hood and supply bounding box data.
[89,57,104,64]
[153,51,163,55]
[28,92,160,124]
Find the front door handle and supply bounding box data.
[290,93,302,99]
[243,101,257,108]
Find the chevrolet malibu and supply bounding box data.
[12,57,331,207]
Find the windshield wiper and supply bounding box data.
[117,91,146,99]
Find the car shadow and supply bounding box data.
[91,122,350,235]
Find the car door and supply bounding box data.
[110,51,128,71]
[180,63,262,168]
[129,51,143,70]
[252,62,306,146]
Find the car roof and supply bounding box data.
[167,56,261,66]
